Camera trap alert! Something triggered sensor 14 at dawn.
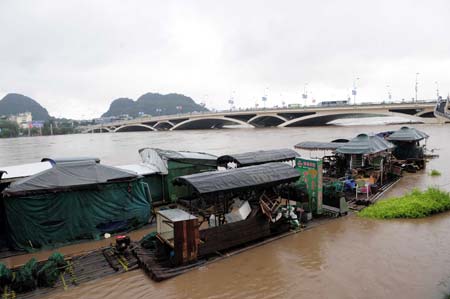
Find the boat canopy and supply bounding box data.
[295,141,345,151]
[173,162,300,195]
[139,148,217,175]
[3,161,138,196]
[217,149,299,167]
[336,133,395,155]
[41,157,100,165]
[386,127,429,142]
[0,161,52,182]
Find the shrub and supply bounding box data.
[429,169,441,176]
[359,187,450,219]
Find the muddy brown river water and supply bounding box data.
[0,123,449,299]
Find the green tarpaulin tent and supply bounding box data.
[386,126,429,142]
[336,133,394,155]
[2,161,151,251]
[386,127,429,160]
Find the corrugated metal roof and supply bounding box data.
[174,162,300,195]
[336,133,395,155]
[217,149,299,167]
[386,126,429,142]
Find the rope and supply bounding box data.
[60,272,67,291]
[116,255,128,272]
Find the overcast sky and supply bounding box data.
[1,0,449,119]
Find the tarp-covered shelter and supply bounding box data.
[386,127,429,160]
[386,126,429,142]
[174,162,300,196]
[1,161,151,250]
[217,149,299,168]
[139,148,217,202]
[335,133,394,170]
[336,134,394,155]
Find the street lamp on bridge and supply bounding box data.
[262,87,268,109]
[435,81,440,98]
[352,77,359,105]
[302,83,308,107]
[386,84,392,102]
[415,72,420,103]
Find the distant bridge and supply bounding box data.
[83,102,438,133]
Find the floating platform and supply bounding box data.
[8,247,138,299]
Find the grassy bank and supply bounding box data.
[359,187,450,219]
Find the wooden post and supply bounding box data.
[174,218,199,265]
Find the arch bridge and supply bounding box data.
[83,102,437,133]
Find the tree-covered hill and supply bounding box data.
[102,93,207,117]
[0,93,51,121]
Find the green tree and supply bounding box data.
[0,120,19,138]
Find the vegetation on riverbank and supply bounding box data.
[359,187,450,219]
[0,120,19,138]
[429,169,442,176]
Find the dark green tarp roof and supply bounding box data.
[336,133,394,155]
[386,126,429,142]
[295,141,345,151]
[3,161,138,196]
[217,149,299,167]
[174,162,300,195]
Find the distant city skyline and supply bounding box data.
[1,0,449,119]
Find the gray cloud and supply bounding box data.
[0,0,449,118]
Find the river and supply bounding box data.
[1,123,449,299]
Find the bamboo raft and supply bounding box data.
[9,247,138,299]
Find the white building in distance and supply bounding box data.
[8,112,32,129]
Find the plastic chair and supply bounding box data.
[355,179,369,200]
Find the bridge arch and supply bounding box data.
[154,121,174,130]
[415,110,435,118]
[171,116,253,130]
[247,114,288,127]
[114,124,156,132]
[85,127,112,133]
[280,111,426,127]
